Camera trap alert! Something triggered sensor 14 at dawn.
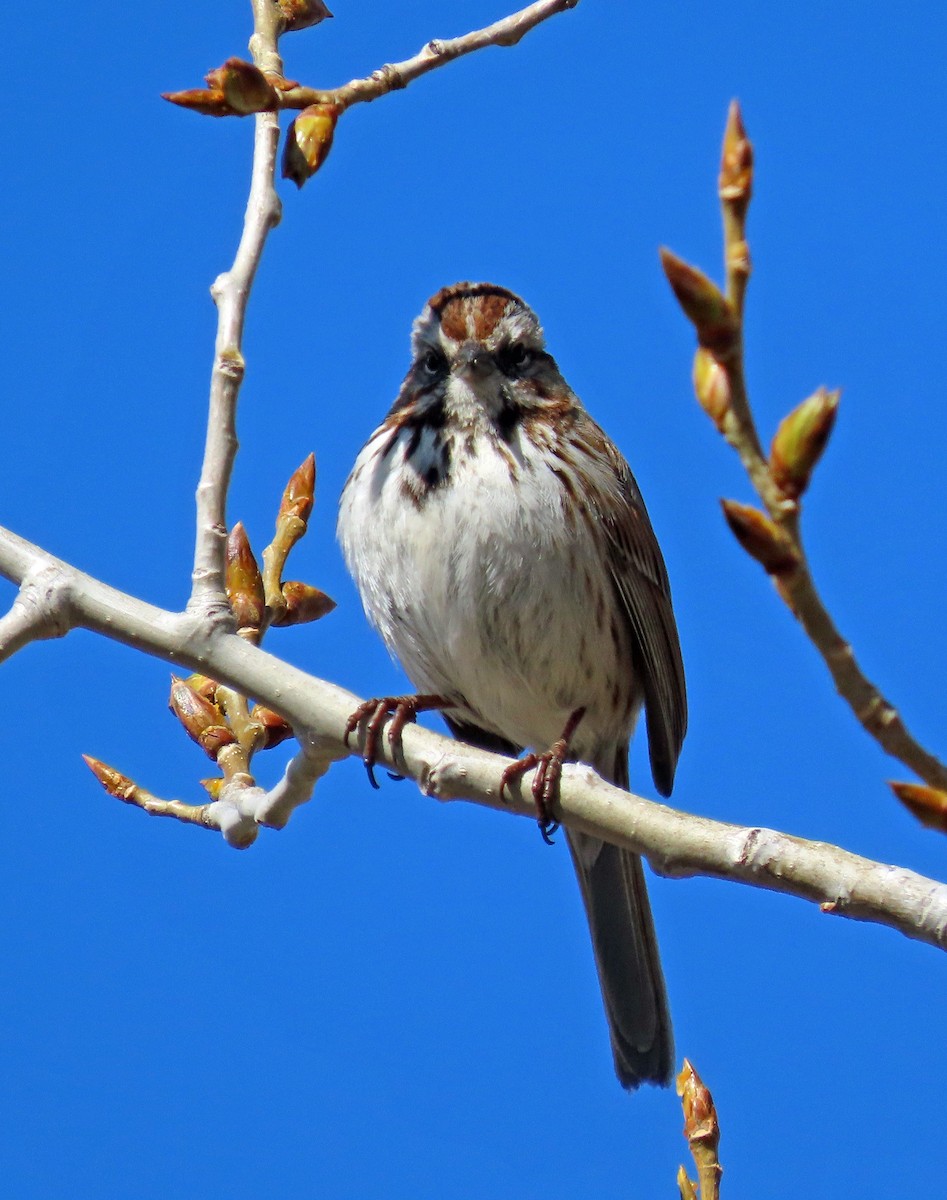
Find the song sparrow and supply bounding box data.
[338,282,687,1089]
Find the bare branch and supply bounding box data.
[165,0,579,118]
[328,0,579,109]
[1,524,945,951]
[189,2,285,615]
[665,103,947,796]
[84,736,337,847]
[253,738,340,827]
[0,563,73,664]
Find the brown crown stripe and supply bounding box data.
[428,282,520,342]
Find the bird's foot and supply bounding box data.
[499,707,587,845]
[344,693,450,788]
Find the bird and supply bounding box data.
[337,281,686,1088]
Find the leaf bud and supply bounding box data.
[720,499,799,575]
[82,755,136,802]
[282,104,341,187]
[719,99,754,213]
[769,387,840,499]
[278,454,316,525]
[273,581,336,626]
[168,676,236,759]
[208,58,278,115]
[252,705,295,749]
[676,1059,720,1152]
[692,348,732,431]
[890,781,947,833]
[278,0,333,31]
[660,248,738,354]
[161,87,231,117]
[226,522,266,633]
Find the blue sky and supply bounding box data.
[3,3,946,1196]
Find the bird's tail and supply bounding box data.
[444,715,673,1088]
[565,747,673,1089]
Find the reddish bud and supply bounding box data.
[252,705,295,750]
[890,781,947,833]
[692,348,732,431]
[719,99,754,214]
[208,57,278,115]
[278,454,316,525]
[721,499,799,575]
[226,522,266,632]
[660,248,738,354]
[184,674,219,703]
[168,676,236,759]
[278,0,333,31]
[677,1059,720,1151]
[676,1059,722,1197]
[83,755,137,802]
[273,581,336,626]
[282,103,341,187]
[770,387,840,499]
[162,87,231,117]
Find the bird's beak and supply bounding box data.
[453,341,495,380]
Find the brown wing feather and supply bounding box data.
[573,417,687,796]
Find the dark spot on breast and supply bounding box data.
[494,399,520,443]
[406,428,452,500]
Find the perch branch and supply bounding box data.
[1,524,945,951]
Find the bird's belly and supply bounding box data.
[341,437,639,754]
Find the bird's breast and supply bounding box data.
[338,423,639,754]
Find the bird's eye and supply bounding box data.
[499,343,532,374]
[420,349,447,375]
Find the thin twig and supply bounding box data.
[311,0,579,110]
[668,103,947,795]
[166,0,579,117]
[775,511,947,789]
[85,736,337,847]
[1,525,945,950]
[188,1,285,614]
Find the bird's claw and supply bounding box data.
[344,693,449,786]
[499,739,568,844]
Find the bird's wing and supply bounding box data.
[571,415,687,796]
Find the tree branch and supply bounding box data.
[189,1,285,615]
[664,103,947,796]
[322,0,580,109]
[0,563,73,665]
[1,524,945,952]
[164,0,579,118]
[85,736,339,848]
